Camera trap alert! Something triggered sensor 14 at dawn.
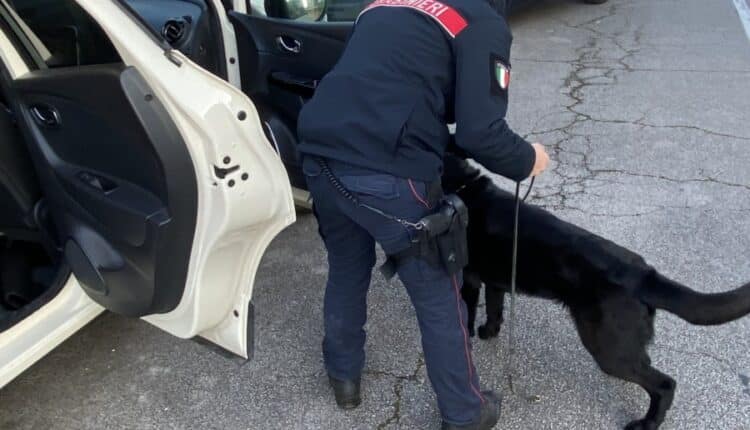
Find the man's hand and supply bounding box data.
[530,143,550,177]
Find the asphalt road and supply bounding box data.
[2,0,750,428]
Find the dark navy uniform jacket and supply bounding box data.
[297,0,535,182]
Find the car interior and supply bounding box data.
[0,0,209,332]
[0,67,68,331]
[229,12,350,188]
[114,0,353,194]
[0,0,354,332]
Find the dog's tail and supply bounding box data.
[642,272,750,325]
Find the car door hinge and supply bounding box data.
[164,49,183,67]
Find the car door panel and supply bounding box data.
[229,13,351,188]
[229,14,351,97]
[11,64,198,317]
[0,0,295,360]
[78,0,294,358]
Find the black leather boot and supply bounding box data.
[328,376,361,410]
[441,391,501,430]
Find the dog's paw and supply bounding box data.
[624,419,658,430]
[477,323,501,340]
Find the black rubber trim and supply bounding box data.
[246,300,255,360]
[119,67,199,314]
[0,2,46,70]
[199,0,229,80]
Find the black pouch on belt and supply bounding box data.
[423,194,470,275]
[380,194,470,279]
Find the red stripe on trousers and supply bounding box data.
[408,179,431,209]
[451,275,485,404]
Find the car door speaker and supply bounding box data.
[63,228,125,297]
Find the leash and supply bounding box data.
[315,158,426,231]
[505,176,541,403]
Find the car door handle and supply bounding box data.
[269,72,317,97]
[29,104,61,128]
[275,35,302,54]
[77,171,118,193]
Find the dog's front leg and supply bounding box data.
[461,270,482,337]
[478,282,505,340]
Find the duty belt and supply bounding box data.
[314,157,469,279]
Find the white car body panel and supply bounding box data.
[75,0,295,358]
[0,0,295,389]
[0,276,103,388]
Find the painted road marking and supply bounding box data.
[732,0,750,42]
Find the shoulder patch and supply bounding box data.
[358,0,468,38]
[490,54,511,94]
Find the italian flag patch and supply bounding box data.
[495,60,511,90]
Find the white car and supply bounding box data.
[0,0,348,388]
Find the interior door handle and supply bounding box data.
[29,105,61,128]
[275,35,302,54]
[78,171,118,193]
[268,72,317,97]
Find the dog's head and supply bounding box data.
[441,153,483,194]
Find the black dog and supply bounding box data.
[441,155,750,430]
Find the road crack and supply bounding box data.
[593,169,750,191]
[519,0,750,215]
[515,58,750,74]
[369,354,425,429]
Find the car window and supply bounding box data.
[6,0,121,68]
[325,0,368,21]
[248,0,264,13]
[249,0,347,21]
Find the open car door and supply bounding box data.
[0,0,295,358]
[226,5,352,191]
